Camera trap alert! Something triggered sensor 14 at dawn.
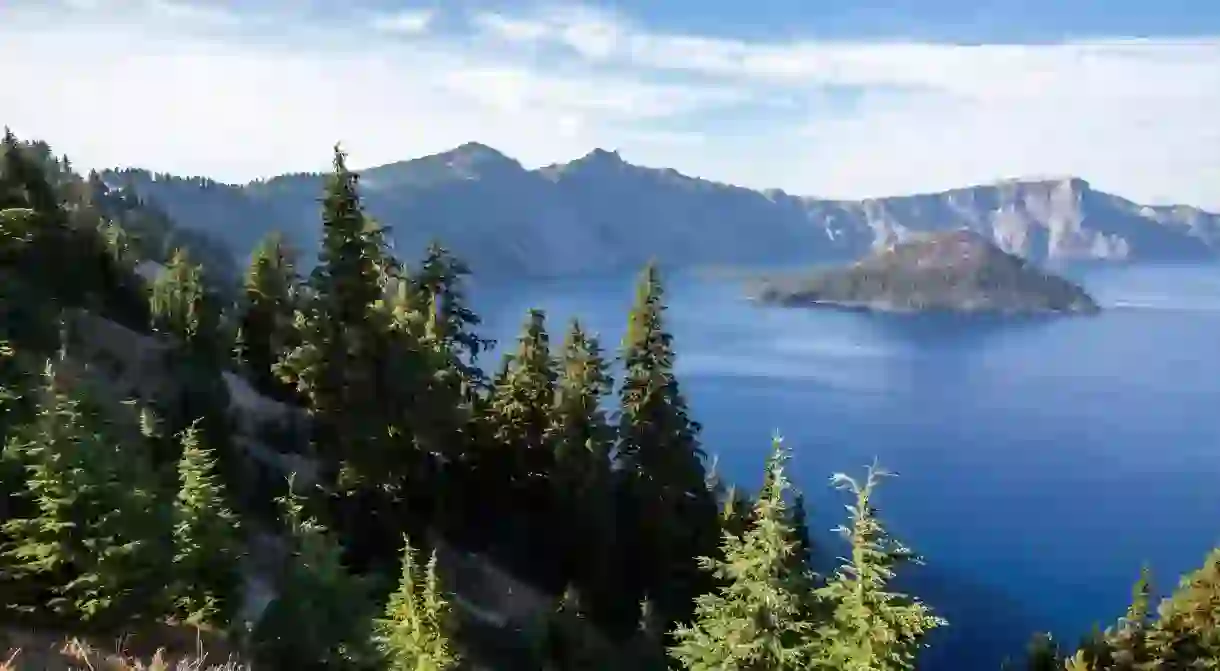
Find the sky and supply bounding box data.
[2,0,1220,207]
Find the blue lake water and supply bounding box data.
[473,263,1220,670]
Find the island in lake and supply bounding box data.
[753,229,1101,315]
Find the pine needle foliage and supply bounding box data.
[170,420,243,628]
[375,537,459,671]
[669,437,820,670]
[812,463,946,671]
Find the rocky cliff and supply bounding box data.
[103,146,1220,277]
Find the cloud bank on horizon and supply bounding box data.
[2,0,1219,208]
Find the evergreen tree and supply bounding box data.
[149,247,214,352]
[1064,628,1115,671]
[170,420,243,628]
[379,274,466,465]
[670,437,821,670]
[1,362,170,627]
[235,231,300,400]
[488,309,557,477]
[484,309,558,569]
[1142,548,1220,667]
[254,478,376,670]
[1012,633,1062,671]
[813,464,945,671]
[410,241,494,397]
[550,319,616,594]
[1108,566,1153,670]
[706,457,753,542]
[276,144,401,490]
[615,261,719,627]
[375,537,460,671]
[791,491,814,569]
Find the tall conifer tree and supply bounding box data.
[669,437,820,670]
[616,261,718,627]
[235,231,300,400]
[277,145,400,490]
[170,420,243,628]
[487,309,557,483]
[411,241,493,397]
[550,319,615,591]
[813,464,945,671]
[485,309,558,568]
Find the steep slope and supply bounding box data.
[755,229,1100,314]
[103,147,1220,277]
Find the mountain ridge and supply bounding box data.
[101,143,1220,278]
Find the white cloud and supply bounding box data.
[370,8,436,35]
[2,1,1219,210]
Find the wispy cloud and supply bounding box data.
[370,8,436,36]
[2,1,1219,209]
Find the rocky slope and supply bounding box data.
[103,146,1220,277]
[754,229,1100,315]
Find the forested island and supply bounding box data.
[755,229,1101,315]
[0,129,1216,670]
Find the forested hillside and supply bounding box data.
[2,128,1219,670]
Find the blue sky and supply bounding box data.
[2,0,1219,208]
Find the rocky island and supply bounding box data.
[754,229,1101,315]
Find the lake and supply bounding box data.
[473,262,1220,670]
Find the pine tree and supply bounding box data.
[791,491,814,569]
[375,537,459,671]
[616,261,719,627]
[484,309,558,570]
[150,247,212,350]
[550,319,616,592]
[706,457,753,542]
[1108,566,1153,670]
[170,420,243,628]
[487,309,557,494]
[1014,633,1062,671]
[276,144,401,490]
[410,241,494,397]
[670,437,819,670]
[1064,627,1115,671]
[1,362,170,627]
[254,478,376,670]
[379,274,465,466]
[1142,548,1220,667]
[813,463,946,671]
[235,231,300,400]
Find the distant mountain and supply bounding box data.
[754,229,1100,315]
[102,145,1220,277]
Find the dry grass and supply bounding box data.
[0,626,249,671]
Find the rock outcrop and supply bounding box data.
[755,229,1100,315]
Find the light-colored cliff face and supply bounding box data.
[107,147,1220,277]
[836,178,1167,263]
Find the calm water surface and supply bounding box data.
[473,263,1220,670]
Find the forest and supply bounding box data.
[0,127,1217,670]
